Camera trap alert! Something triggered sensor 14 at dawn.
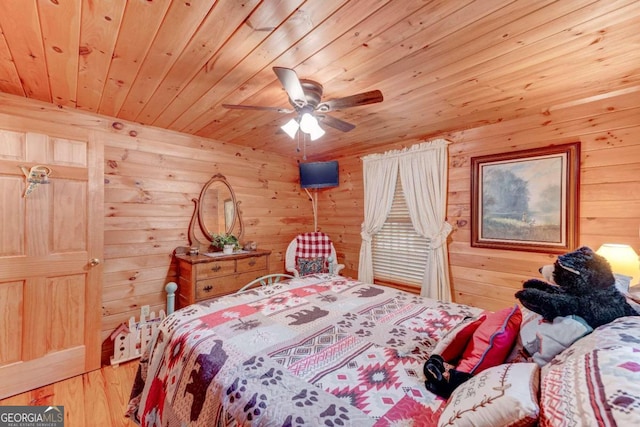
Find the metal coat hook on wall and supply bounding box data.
[19,165,52,197]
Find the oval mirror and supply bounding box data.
[187,174,244,249]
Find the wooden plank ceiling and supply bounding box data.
[0,0,638,159]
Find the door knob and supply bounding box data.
[89,258,101,266]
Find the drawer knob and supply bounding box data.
[211,265,221,272]
[248,259,256,266]
[203,285,213,292]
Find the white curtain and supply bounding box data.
[358,155,398,283]
[358,139,452,300]
[399,140,452,301]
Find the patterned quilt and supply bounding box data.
[539,316,640,426]
[127,275,482,426]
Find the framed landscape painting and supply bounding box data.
[471,142,579,253]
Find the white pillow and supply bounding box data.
[519,307,592,366]
[614,273,632,293]
[437,363,540,427]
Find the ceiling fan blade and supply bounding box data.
[318,114,356,132]
[273,67,307,107]
[222,104,293,113]
[317,90,383,112]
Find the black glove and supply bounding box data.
[423,354,473,399]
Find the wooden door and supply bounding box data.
[0,129,103,399]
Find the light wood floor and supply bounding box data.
[0,360,139,427]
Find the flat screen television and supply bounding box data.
[299,160,339,189]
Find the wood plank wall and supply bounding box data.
[100,138,310,360]
[0,93,312,364]
[1,89,638,366]
[320,90,640,311]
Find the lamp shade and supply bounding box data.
[283,113,325,141]
[299,112,318,133]
[281,118,299,139]
[308,124,325,141]
[596,243,640,285]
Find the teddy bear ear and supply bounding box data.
[557,249,583,275]
[578,246,595,258]
[558,246,597,275]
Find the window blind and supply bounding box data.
[372,175,429,286]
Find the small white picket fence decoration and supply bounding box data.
[110,309,166,366]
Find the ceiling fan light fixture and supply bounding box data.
[299,112,318,133]
[281,118,299,139]
[224,67,383,146]
[299,112,325,140]
[309,124,325,141]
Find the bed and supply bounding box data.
[127,274,640,426]
[126,274,483,426]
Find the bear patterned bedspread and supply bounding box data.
[127,275,482,426]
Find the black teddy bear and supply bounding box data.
[515,246,638,329]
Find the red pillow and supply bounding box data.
[456,305,522,374]
[433,314,486,363]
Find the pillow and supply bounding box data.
[614,273,632,293]
[438,362,540,427]
[539,319,640,427]
[504,338,533,364]
[456,305,522,374]
[296,256,326,276]
[625,291,640,314]
[519,307,592,366]
[433,314,486,363]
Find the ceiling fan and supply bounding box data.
[222,67,383,140]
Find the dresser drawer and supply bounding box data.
[237,255,267,272]
[235,271,270,290]
[175,250,271,308]
[195,270,270,301]
[195,277,240,300]
[196,259,235,279]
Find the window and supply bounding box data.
[372,174,429,286]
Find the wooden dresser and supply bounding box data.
[174,249,271,309]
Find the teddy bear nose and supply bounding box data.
[538,267,543,273]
